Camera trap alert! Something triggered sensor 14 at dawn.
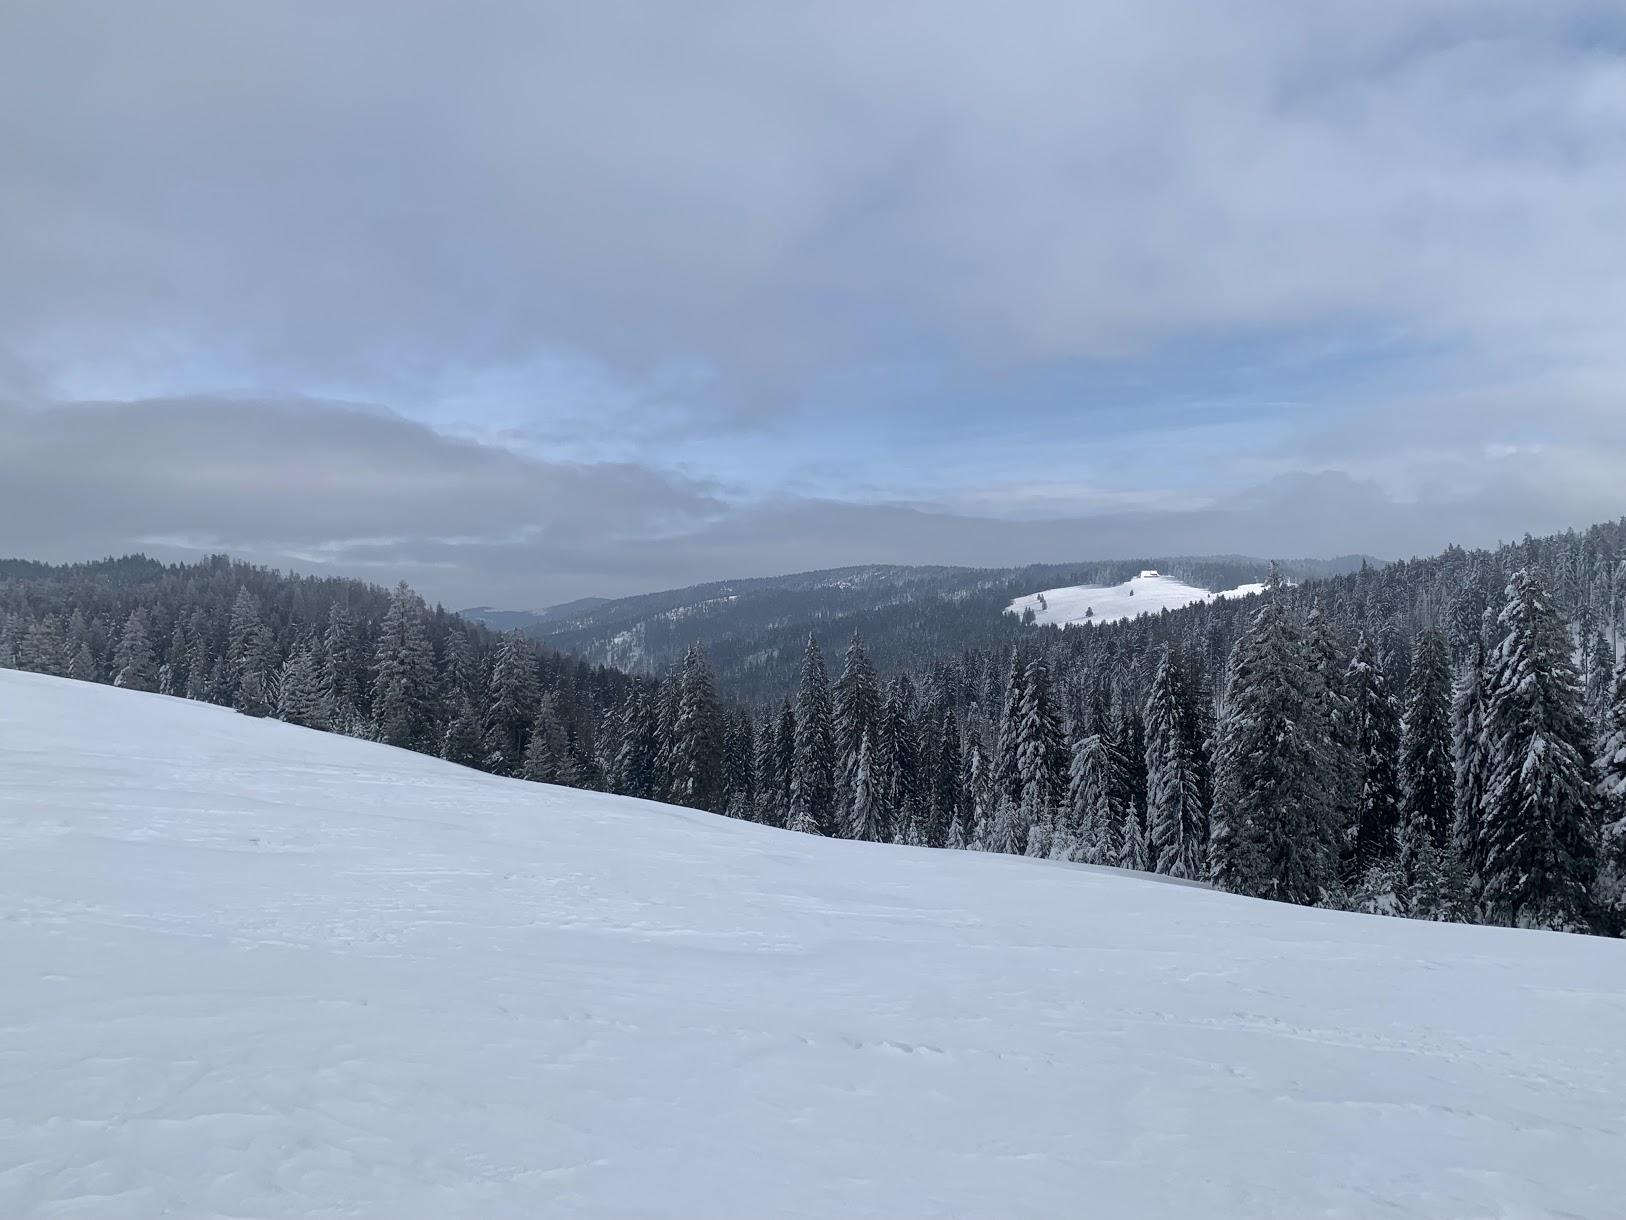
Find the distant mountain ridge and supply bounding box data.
[458,597,611,633]
[489,555,1373,703]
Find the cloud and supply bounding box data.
[0,2,1621,601]
[2,397,1617,608]
[2,2,1621,414]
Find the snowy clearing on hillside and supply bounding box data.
[1007,571,1268,626]
[2,670,1621,1219]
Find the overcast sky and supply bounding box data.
[2,2,1622,608]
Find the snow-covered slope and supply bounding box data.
[2,671,1620,1219]
[1007,571,1267,626]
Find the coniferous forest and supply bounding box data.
[5,518,1625,936]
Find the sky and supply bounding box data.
[2,1,1623,609]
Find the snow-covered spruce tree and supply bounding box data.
[1479,570,1599,930]
[961,723,992,849]
[1451,639,1492,904]
[882,674,922,844]
[932,706,966,850]
[608,678,659,799]
[1304,605,1357,855]
[788,634,838,835]
[1117,800,1149,871]
[722,706,757,820]
[989,649,1028,855]
[668,644,726,813]
[1144,646,1206,879]
[320,603,368,733]
[1346,631,1402,879]
[1065,732,1120,865]
[1401,629,1455,848]
[1210,569,1341,905]
[440,697,485,768]
[372,582,438,751]
[834,631,882,831]
[761,699,796,829]
[483,630,539,776]
[112,607,157,693]
[1017,655,1065,858]
[226,590,277,717]
[1595,649,1626,925]
[522,693,573,784]
[1395,628,1457,914]
[275,635,329,729]
[849,730,883,844]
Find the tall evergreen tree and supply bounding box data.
[1017,655,1065,858]
[1144,647,1206,879]
[1451,639,1492,899]
[834,631,883,827]
[1400,629,1455,848]
[788,634,837,835]
[275,635,329,728]
[670,644,726,812]
[1479,571,1599,929]
[373,582,438,751]
[1210,570,1341,905]
[1065,732,1120,865]
[1347,631,1402,876]
[881,674,922,844]
[112,608,157,693]
[483,631,539,775]
[929,706,965,850]
[1595,650,1626,924]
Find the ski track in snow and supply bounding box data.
[2,669,1622,1219]
[1007,573,1268,627]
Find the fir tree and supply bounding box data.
[989,649,1027,855]
[962,722,992,850]
[881,675,922,844]
[373,582,438,751]
[1069,733,1122,865]
[1451,639,1492,901]
[1347,631,1402,876]
[1594,650,1626,923]
[275,636,329,728]
[1017,655,1064,858]
[849,731,883,844]
[609,678,661,799]
[1144,647,1206,879]
[788,634,837,835]
[1479,571,1599,929]
[1400,629,1455,848]
[669,644,726,812]
[1210,569,1341,905]
[522,694,573,784]
[834,631,882,828]
[483,631,539,775]
[112,608,157,693]
[441,698,486,768]
[929,706,965,850]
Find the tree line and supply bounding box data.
[4,522,1625,935]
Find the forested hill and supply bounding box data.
[515,554,1367,703]
[0,554,633,785]
[5,519,1625,936]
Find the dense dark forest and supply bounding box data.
[4,521,1624,935]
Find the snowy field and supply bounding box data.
[1008,571,1268,626]
[2,670,1622,1219]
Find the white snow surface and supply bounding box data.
[2,670,1622,1219]
[1007,572,1269,626]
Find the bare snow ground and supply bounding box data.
[1007,572,1268,626]
[1,670,1621,1220]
